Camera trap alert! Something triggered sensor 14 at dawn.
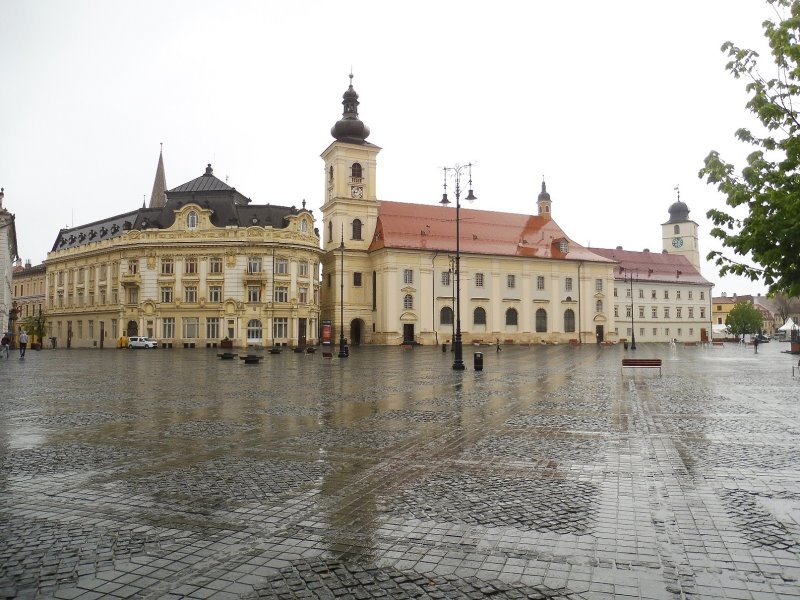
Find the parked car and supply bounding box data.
[127,336,159,349]
[753,334,770,343]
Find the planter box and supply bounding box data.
[220,339,233,349]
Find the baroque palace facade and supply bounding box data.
[44,158,322,349]
[320,78,713,346]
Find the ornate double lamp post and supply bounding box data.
[338,227,348,358]
[440,163,476,370]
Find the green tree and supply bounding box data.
[18,313,48,345]
[726,301,764,338]
[699,0,800,297]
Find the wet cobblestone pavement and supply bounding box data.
[2,342,800,599]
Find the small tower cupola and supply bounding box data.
[331,73,371,144]
[537,179,552,219]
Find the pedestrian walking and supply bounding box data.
[754,337,759,354]
[19,330,28,358]
[496,338,502,352]
[1,332,9,359]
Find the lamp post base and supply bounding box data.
[338,335,348,358]
[452,339,465,370]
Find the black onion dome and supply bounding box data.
[538,180,551,201]
[667,200,690,223]
[331,74,370,143]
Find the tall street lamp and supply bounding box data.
[338,227,348,358]
[440,163,476,370]
[626,269,638,350]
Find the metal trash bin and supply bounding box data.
[623,341,629,350]
[442,343,447,352]
[474,352,484,371]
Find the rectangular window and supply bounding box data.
[476,273,485,288]
[99,289,106,305]
[665,327,670,337]
[88,320,94,339]
[403,269,413,284]
[653,328,658,336]
[273,317,288,339]
[689,307,694,318]
[209,257,223,273]
[689,291,694,300]
[565,277,573,292]
[208,285,222,303]
[614,287,618,298]
[664,307,670,319]
[99,265,107,281]
[689,328,694,336]
[441,271,450,286]
[185,257,198,274]
[676,290,681,300]
[626,288,631,298]
[128,260,138,275]
[700,292,705,300]
[206,317,220,339]
[127,288,138,304]
[651,290,657,299]
[638,289,644,299]
[676,307,682,318]
[298,286,308,304]
[614,305,619,317]
[161,286,173,303]
[184,286,197,303]
[652,307,657,318]
[536,276,544,290]
[275,286,289,302]
[625,306,631,318]
[638,306,645,318]
[182,317,199,339]
[507,274,515,289]
[639,327,644,336]
[664,290,669,299]
[248,256,262,273]
[298,261,308,277]
[78,268,85,284]
[595,279,603,292]
[353,272,362,287]
[88,292,94,306]
[275,258,289,274]
[700,307,706,318]
[677,328,682,336]
[77,321,83,338]
[247,285,261,302]
[161,258,174,275]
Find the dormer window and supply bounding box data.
[187,211,198,230]
[558,240,569,253]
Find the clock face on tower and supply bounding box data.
[351,186,363,199]
[672,237,684,248]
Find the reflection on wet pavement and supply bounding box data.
[1,342,799,598]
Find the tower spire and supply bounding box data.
[331,73,370,144]
[149,144,167,208]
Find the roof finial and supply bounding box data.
[674,184,680,201]
[349,69,353,87]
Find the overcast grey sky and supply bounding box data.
[0,0,776,295]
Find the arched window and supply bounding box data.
[351,163,362,178]
[246,319,262,341]
[564,309,575,333]
[187,211,198,230]
[535,308,547,332]
[328,221,333,243]
[440,306,453,325]
[403,294,414,309]
[352,219,362,240]
[505,307,518,326]
[474,307,486,325]
[596,300,603,314]
[674,224,680,234]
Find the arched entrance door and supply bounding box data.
[126,320,138,337]
[349,319,364,345]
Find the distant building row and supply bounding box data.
[8,77,724,348]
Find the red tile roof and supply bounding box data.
[369,201,614,263]
[590,247,710,285]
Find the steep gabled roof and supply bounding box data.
[591,247,710,286]
[368,201,613,263]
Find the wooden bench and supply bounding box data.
[622,358,662,375]
[712,341,724,347]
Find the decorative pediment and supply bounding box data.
[401,285,417,293]
[399,311,418,322]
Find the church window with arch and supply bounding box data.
[187,211,198,230]
[351,163,362,179]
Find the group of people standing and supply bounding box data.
[1,330,29,358]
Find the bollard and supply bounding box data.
[474,351,483,371]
